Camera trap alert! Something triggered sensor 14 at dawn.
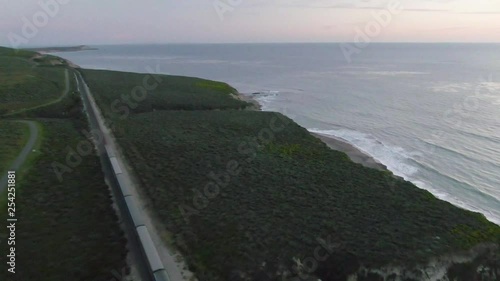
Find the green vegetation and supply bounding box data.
[451,215,500,248]
[0,46,127,281]
[0,119,127,281]
[0,121,29,173]
[87,70,500,280]
[80,69,251,116]
[9,85,82,120]
[0,47,69,115]
[0,46,35,58]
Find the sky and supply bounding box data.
[1,0,500,47]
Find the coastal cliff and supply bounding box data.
[77,68,499,281]
[288,243,499,281]
[224,244,498,281]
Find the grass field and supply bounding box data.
[85,68,500,281]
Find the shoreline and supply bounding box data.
[239,92,388,171]
[237,91,500,226]
[236,92,262,110]
[311,132,388,171]
[26,45,97,53]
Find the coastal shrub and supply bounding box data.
[79,69,251,117]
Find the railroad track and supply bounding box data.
[75,70,171,281]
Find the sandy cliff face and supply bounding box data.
[343,243,498,281]
[272,243,498,281]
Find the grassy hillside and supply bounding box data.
[0,46,128,281]
[86,69,500,280]
[80,69,251,116]
[0,46,35,58]
[0,48,69,115]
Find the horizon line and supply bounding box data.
[12,41,500,48]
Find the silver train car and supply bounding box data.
[78,68,171,281]
[105,145,171,281]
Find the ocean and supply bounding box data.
[54,43,500,225]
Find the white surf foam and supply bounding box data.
[253,90,280,111]
[413,180,500,225]
[308,128,420,179]
[308,128,500,225]
[431,82,472,93]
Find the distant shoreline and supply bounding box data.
[25,45,97,54]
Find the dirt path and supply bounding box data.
[0,121,39,193]
[4,69,71,117]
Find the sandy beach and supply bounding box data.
[311,133,388,171]
[239,92,388,171]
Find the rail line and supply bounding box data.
[75,70,171,281]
